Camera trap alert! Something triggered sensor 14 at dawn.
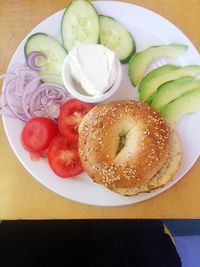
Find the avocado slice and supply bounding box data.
[151,77,200,111]
[139,64,200,103]
[129,43,188,86]
[161,87,200,123]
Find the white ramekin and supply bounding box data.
[61,52,122,103]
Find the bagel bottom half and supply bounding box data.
[114,126,182,196]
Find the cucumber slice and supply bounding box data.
[139,64,200,103]
[99,15,136,64]
[61,0,99,52]
[24,33,67,84]
[129,44,188,86]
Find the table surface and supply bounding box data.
[0,0,200,219]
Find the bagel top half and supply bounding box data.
[78,100,170,191]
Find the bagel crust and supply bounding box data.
[78,100,170,191]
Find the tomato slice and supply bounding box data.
[21,117,58,153]
[58,99,94,141]
[48,134,83,178]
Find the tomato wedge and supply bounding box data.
[21,117,58,153]
[58,99,94,141]
[48,134,83,178]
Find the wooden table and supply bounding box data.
[0,0,200,219]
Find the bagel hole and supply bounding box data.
[116,134,127,155]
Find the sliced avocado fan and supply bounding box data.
[151,77,200,111]
[129,43,188,86]
[139,64,200,103]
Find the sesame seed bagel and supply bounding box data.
[78,100,171,192]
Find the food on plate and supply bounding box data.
[78,100,182,195]
[99,15,136,63]
[21,117,58,153]
[161,88,200,122]
[63,44,119,96]
[129,44,188,86]
[151,77,200,111]
[24,33,67,84]
[58,98,94,142]
[0,64,69,122]
[48,134,83,178]
[139,64,200,103]
[61,0,99,52]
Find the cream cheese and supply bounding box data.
[66,44,118,96]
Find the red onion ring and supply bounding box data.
[0,64,70,122]
[26,51,47,71]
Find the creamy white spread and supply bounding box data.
[66,44,118,96]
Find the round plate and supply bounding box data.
[3,1,200,206]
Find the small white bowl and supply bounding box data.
[62,52,122,103]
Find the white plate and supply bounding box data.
[2,1,200,206]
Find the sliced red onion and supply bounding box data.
[1,66,38,121]
[26,51,47,71]
[0,64,70,122]
[44,101,60,121]
[22,74,70,120]
[4,78,25,121]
